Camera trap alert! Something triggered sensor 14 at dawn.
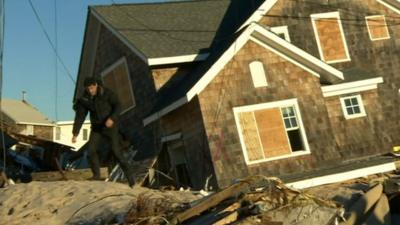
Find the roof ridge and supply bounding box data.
[92,0,226,8]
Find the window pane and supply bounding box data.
[282,108,288,117]
[284,118,291,128]
[288,107,295,116]
[351,97,358,106]
[290,118,298,128]
[344,99,351,107]
[353,106,361,114]
[347,107,354,115]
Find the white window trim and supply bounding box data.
[365,15,390,41]
[249,61,268,88]
[340,94,367,119]
[233,98,311,165]
[270,26,291,42]
[100,57,136,115]
[311,11,351,64]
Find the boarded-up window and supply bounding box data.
[101,58,136,113]
[249,61,268,88]
[311,12,350,63]
[234,100,309,164]
[366,15,390,41]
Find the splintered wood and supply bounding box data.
[124,176,342,225]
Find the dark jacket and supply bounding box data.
[72,86,121,136]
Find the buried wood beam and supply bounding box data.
[340,183,383,225]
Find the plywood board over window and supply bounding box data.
[234,98,311,165]
[311,12,351,64]
[101,57,136,114]
[366,15,390,41]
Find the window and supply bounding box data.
[82,129,88,141]
[55,127,61,140]
[366,15,390,41]
[101,57,136,114]
[249,61,268,88]
[311,12,351,63]
[23,125,34,136]
[270,26,291,42]
[340,95,366,119]
[234,99,310,165]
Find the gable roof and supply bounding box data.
[91,0,265,59]
[143,23,345,125]
[1,99,55,126]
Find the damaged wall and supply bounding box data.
[259,0,400,149]
[197,40,345,188]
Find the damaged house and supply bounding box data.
[74,0,400,189]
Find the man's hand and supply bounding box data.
[72,135,77,143]
[105,118,114,128]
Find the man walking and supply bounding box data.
[72,77,135,186]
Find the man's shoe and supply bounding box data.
[88,176,103,181]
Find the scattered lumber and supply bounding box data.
[340,183,384,225]
[31,167,108,181]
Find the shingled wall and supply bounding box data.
[197,40,344,188]
[259,0,400,148]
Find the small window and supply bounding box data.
[311,12,351,63]
[101,57,136,114]
[270,26,291,42]
[234,99,310,165]
[340,95,366,119]
[82,129,88,141]
[366,15,390,41]
[55,127,61,140]
[24,125,34,136]
[249,61,268,88]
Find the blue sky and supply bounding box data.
[3,0,159,122]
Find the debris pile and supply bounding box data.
[124,175,343,225]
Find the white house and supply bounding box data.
[54,120,91,150]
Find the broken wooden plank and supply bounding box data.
[361,194,391,225]
[213,211,238,225]
[172,177,261,224]
[340,183,383,225]
[31,167,108,181]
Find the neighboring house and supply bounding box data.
[1,99,55,140]
[74,0,400,189]
[54,120,90,150]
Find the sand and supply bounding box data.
[0,181,198,225]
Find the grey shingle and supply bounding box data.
[92,0,263,58]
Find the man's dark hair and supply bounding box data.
[84,77,98,87]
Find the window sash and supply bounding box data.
[234,99,310,164]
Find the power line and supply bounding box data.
[54,0,58,121]
[27,0,76,84]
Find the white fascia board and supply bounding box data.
[56,120,90,125]
[17,122,56,127]
[287,161,396,189]
[90,9,148,64]
[252,25,344,80]
[322,77,384,97]
[239,0,279,30]
[143,96,188,126]
[186,24,257,101]
[377,0,400,14]
[148,53,210,66]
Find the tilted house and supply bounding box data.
[1,99,55,140]
[74,0,400,189]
